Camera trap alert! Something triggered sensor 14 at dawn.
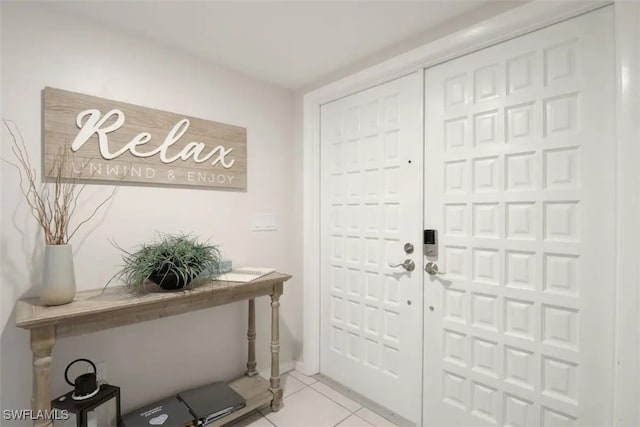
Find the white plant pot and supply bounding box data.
[40,244,76,306]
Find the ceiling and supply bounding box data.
[50,1,494,90]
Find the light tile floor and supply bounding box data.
[229,370,398,427]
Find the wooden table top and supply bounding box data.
[16,272,291,331]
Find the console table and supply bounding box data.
[15,272,291,427]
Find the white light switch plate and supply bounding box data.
[252,213,278,231]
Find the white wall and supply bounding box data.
[297,0,526,94]
[0,2,301,420]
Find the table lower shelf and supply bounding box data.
[209,375,274,427]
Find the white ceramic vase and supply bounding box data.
[40,244,76,306]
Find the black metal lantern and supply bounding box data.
[52,358,121,427]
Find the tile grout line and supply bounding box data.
[308,373,399,426]
[261,412,277,427]
[332,411,373,427]
[332,411,353,427]
[285,378,310,399]
[266,380,310,427]
[290,371,398,425]
[263,374,385,427]
[354,413,374,425]
[287,371,398,426]
[309,382,363,414]
[269,376,360,426]
[352,413,375,426]
[261,377,310,421]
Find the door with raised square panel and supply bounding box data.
[320,71,423,424]
[423,7,615,426]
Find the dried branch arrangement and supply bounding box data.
[2,119,115,245]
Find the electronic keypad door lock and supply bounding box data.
[424,229,438,257]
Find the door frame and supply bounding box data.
[300,2,640,425]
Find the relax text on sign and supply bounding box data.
[43,87,247,190]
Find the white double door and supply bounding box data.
[320,6,615,426]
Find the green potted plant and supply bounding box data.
[112,233,223,292]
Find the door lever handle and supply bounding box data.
[425,262,446,276]
[389,259,415,272]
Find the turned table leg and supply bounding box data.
[245,299,257,376]
[269,283,284,411]
[31,326,55,427]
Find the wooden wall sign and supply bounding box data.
[43,87,247,190]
